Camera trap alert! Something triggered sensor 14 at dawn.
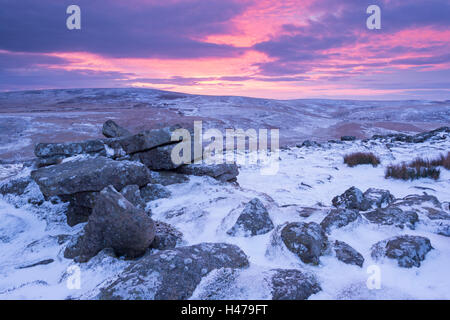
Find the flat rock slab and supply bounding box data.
[31,157,150,197]
[177,163,239,182]
[35,140,107,159]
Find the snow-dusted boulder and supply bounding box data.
[64,186,155,262]
[332,240,364,267]
[31,157,151,197]
[270,268,321,300]
[371,235,433,268]
[95,243,249,300]
[320,208,361,234]
[280,222,328,265]
[363,188,395,209]
[362,206,418,229]
[102,120,131,138]
[227,198,274,237]
[140,183,171,202]
[150,220,184,250]
[34,140,107,165]
[120,184,146,209]
[177,163,239,182]
[0,177,31,196]
[332,186,369,211]
[148,170,189,186]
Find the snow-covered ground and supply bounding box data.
[0,135,449,299]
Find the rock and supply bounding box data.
[66,203,91,226]
[102,120,131,138]
[395,194,442,209]
[362,206,418,229]
[341,136,356,141]
[148,170,189,186]
[150,221,184,250]
[281,222,328,265]
[140,184,171,202]
[371,235,433,268]
[96,242,249,300]
[333,240,364,267]
[136,144,183,170]
[64,186,155,262]
[16,259,54,269]
[227,198,274,237]
[36,156,64,167]
[111,125,182,154]
[320,208,361,234]
[177,163,239,182]
[120,185,146,209]
[270,269,321,300]
[332,187,369,211]
[363,188,395,209]
[34,140,107,159]
[31,157,151,197]
[298,140,320,148]
[0,177,31,196]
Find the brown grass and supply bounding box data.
[385,152,449,181]
[385,163,440,181]
[344,152,381,167]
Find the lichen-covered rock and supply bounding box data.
[227,198,274,237]
[120,185,146,209]
[34,140,107,159]
[177,163,239,182]
[96,242,249,300]
[371,235,433,268]
[363,188,395,209]
[332,187,369,211]
[281,222,328,265]
[140,184,171,202]
[0,177,31,196]
[270,269,321,300]
[320,208,361,234]
[31,157,150,197]
[150,221,184,250]
[136,144,182,170]
[333,240,364,267]
[64,185,155,262]
[102,120,131,138]
[362,206,418,229]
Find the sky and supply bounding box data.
[0,0,449,100]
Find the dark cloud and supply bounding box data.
[0,0,248,58]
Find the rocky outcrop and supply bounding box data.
[31,157,150,197]
[280,222,328,265]
[96,243,249,300]
[270,269,321,300]
[227,198,274,237]
[332,240,364,267]
[177,163,239,182]
[371,235,433,268]
[102,120,131,138]
[371,126,450,144]
[64,186,155,262]
[320,208,361,234]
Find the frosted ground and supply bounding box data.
[0,134,449,299]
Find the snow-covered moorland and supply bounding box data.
[0,123,449,300]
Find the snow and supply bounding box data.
[0,134,449,299]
